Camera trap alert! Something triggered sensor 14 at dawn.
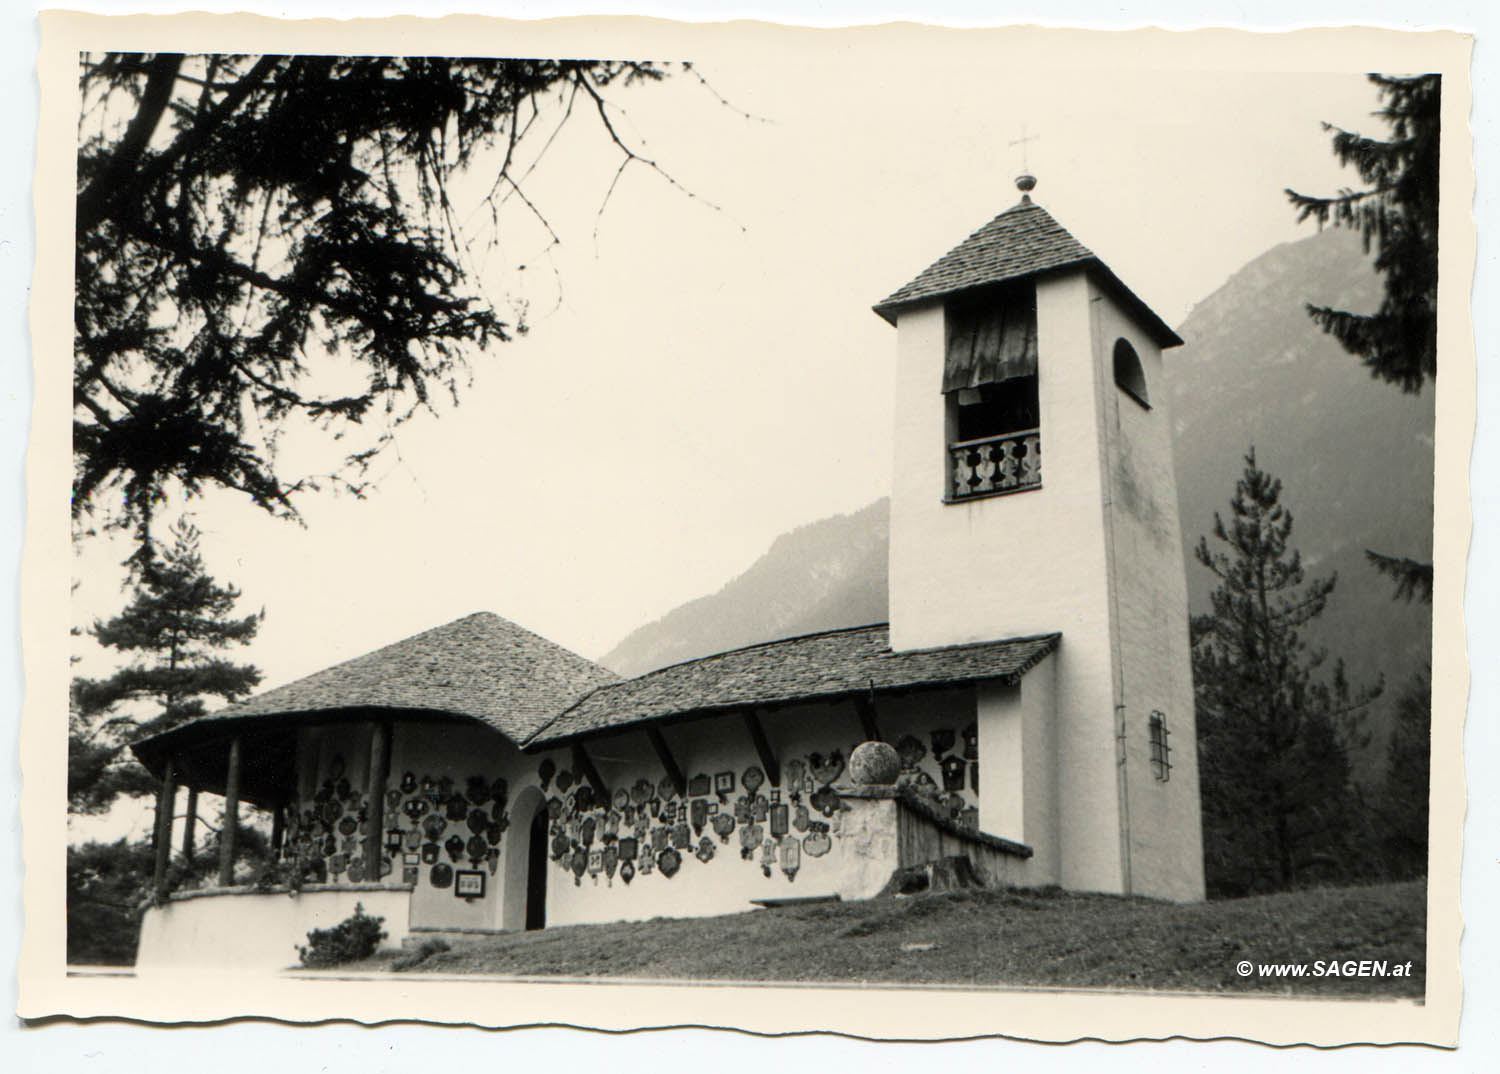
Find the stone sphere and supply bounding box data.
[848,741,901,786]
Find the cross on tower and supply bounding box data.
[1008,124,1041,172]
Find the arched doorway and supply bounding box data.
[525,808,548,930]
[500,785,548,932]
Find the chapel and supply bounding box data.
[131,177,1206,970]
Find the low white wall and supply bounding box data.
[135,884,412,973]
[830,795,902,900]
[836,788,1035,898]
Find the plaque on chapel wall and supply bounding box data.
[809,750,844,785]
[656,848,681,878]
[455,869,485,898]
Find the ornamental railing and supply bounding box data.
[948,428,1041,500]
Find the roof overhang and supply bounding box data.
[130,705,509,802]
[524,629,1061,751]
[873,258,1183,349]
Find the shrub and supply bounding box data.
[297,903,387,968]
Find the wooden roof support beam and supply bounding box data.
[855,693,882,743]
[217,736,242,887]
[743,709,781,788]
[645,727,686,799]
[572,741,610,803]
[181,784,198,867]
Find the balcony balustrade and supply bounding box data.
[948,428,1041,500]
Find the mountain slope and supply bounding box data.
[600,500,889,676]
[1168,227,1434,716]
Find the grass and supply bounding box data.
[359,880,1425,997]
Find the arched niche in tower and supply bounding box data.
[1112,338,1150,408]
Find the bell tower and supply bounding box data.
[873,177,1205,900]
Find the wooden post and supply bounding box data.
[151,756,177,888]
[270,800,285,856]
[181,784,199,866]
[855,694,883,743]
[363,722,389,880]
[218,737,242,887]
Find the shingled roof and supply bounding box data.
[872,198,1183,348]
[526,624,1060,747]
[133,612,619,763]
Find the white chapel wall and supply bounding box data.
[1088,282,1206,902]
[527,688,984,927]
[976,656,1061,888]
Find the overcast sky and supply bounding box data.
[67,47,1397,698]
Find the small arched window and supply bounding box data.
[1113,338,1150,408]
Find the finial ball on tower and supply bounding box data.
[1016,173,1037,194]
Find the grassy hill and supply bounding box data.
[366,881,1424,998]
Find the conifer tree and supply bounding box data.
[73,54,672,557]
[69,519,262,813]
[1192,451,1379,896]
[1287,73,1439,603]
[1286,74,1439,394]
[1369,669,1431,879]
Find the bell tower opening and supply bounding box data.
[943,283,1041,500]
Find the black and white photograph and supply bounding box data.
[15,7,1476,1052]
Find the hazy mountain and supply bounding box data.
[1168,228,1433,722]
[601,229,1436,769]
[600,500,889,676]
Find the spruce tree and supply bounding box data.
[1286,74,1439,395]
[1287,73,1439,603]
[1192,451,1379,896]
[69,518,263,813]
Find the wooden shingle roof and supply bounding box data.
[525,624,1060,747]
[873,198,1183,348]
[133,612,618,761]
